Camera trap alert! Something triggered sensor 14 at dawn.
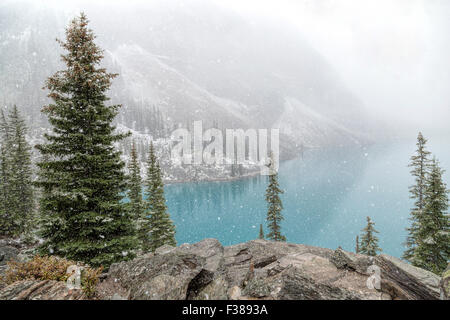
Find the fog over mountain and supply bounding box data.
[225,0,450,135]
[0,0,449,179]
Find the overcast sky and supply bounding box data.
[218,0,450,135]
[18,0,450,135]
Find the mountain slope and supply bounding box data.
[0,0,377,180]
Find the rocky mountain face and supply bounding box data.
[0,0,378,182]
[0,238,446,300]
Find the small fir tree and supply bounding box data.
[0,110,13,236]
[127,140,145,246]
[265,154,286,242]
[403,132,432,262]
[413,159,450,274]
[143,142,176,252]
[8,106,34,237]
[359,216,381,256]
[259,223,264,240]
[0,107,34,237]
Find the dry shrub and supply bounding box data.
[0,255,102,298]
[80,266,103,298]
[1,255,74,284]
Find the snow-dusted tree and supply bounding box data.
[8,106,34,237]
[143,142,176,252]
[35,13,136,268]
[259,223,264,240]
[403,132,432,262]
[0,107,34,237]
[265,155,286,242]
[413,159,449,274]
[128,141,144,233]
[0,110,13,236]
[359,216,381,256]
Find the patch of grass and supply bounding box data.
[0,255,74,284]
[0,255,102,298]
[80,266,103,298]
[443,269,450,279]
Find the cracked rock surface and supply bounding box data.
[0,238,442,300]
[97,239,441,300]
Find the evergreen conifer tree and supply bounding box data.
[127,141,144,219]
[403,132,431,262]
[143,142,176,252]
[35,13,136,267]
[413,159,450,274]
[36,153,52,237]
[0,110,14,236]
[265,154,286,242]
[259,223,264,240]
[359,216,381,256]
[355,235,360,254]
[0,107,34,237]
[127,141,146,248]
[8,106,34,237]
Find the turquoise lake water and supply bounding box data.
[164,138,450,258]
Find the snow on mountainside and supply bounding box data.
[0,0,377,181]
[108,44,252,129]
[274,97,368,147]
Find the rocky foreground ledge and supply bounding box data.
[1,238,448,300]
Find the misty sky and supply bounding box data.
[222,0,450,134]
[9,0,450,135]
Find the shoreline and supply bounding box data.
[161,147,309,185]
[163,169,262,185]
[161,142,374,186]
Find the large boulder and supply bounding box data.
[177,238,224,273]
[102,249,206,300]
[0,239,21,267]
[98,239,227,300]
[328,249,440,300]
[0,239,22,287]
[374,254,440,300]
[240,250,382,300]
[329,247,375,273]
[222,239,333,288]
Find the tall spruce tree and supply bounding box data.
[403,132,432,262]
[265,155,286,242]
[359,216,381,256]
[35,13,136,268]
[127,141,146,248]
[413,159,449,274]
[143,142,176,252]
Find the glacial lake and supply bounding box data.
[164,137,450,258]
